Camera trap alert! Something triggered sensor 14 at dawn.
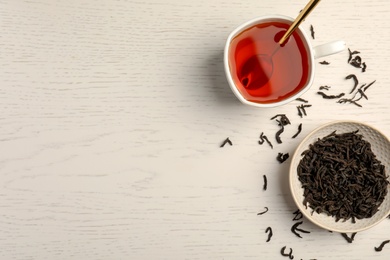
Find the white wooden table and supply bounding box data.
[1,0,389,259]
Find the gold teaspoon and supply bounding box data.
[279,0,321,45]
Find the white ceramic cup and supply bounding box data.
[224,15,346,108]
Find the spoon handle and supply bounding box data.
[279,0,321,45]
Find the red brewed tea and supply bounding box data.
[228,21,310,104]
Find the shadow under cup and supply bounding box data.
[225,17,314,107]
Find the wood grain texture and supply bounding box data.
[0,0,389,259]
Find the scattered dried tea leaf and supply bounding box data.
[277,153,289,163]
[296,97,309,103]
[345,74,359,94]
[310,24,315,39]
[297,104,312,118]
[263,175,267,191]
[319,85,331,90]
[292,209,303,221]
[292,123,303,139]
[265,227,273,242]
[220,137,232,147]
[280,246,294,259]
[375,240,390,252]
[257,207,269,215]
[317,92,345,99]
[341,233,357,243]
[259,132,273,149]
[291,221,310,238]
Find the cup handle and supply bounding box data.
[313,40,346,59]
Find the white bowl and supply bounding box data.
[289,121,390,233]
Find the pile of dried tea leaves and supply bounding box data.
[297,130,389,222]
